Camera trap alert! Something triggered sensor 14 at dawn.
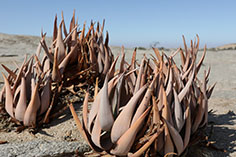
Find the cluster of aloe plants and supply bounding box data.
[0,12,113,127]
[70,35,215,156]
[0,11,214,156]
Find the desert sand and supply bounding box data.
[0,33,235,156]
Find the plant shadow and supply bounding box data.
[37,98,84,136]
[206,110,236,157]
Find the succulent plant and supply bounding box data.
[0,11,115,128]
[39,11,114,87]
[131,35,215,157]
[0,11,215,156]
[70,35,215,156]
[0,55,51,127]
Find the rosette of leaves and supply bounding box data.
[69,47,158,156]
[131,35,215,156]
[0,11,115,129]
[39,11,114,87]
[70,36,215,156]
[0,54,51,127]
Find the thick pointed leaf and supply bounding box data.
[35,41,42,57]
[111,73,125,116]
[99,75,114,131]
[161,84,173,125]
[80,22,86,42]
[13,84,21,107]
[196,45,206,74]
[1,64,17,80]
[2,73,14,117]
[23,82,40,126]
[181,59,194,80]
[110,107,151,156]
[61,11,68,39]
[102,47,110,75]
[58,42,79,74]
[67,18,78,64]
[183,106,191,149]
[97,51,103,73]
[129,48,137,85]
[119,46,125,73]
[173,89,184,132]
[133,57,145,94]
[94,77,99,99]
[55,21,66,64]
[42,56,51,76]
[166,66,173,97]
[69,102,103,152]
[164,119,184,155]
[179,49,186,68]
[153,47,168,73]
[52,14,58,42]
[69,10,75,33]
[25,59,33,102]
[83,91,89,130]
[152,47,162,62]
[108,55,119,80]
[164,122,174,156]
[207,82,216,99]
[200,71,208,127]
[91,114,102,148]
[88,39,97,65]
[40,36,54,64]
[39,77,51,115]
[12,55,27,93]
[101,19,105,33]
[131,75,157,125]
[52,48,61,82]
[140,62,148,87]
[63,24,78,44]
[170,48,181,58]
[152,96,160,125]
[183,51,190,72]
[111,83,148,143]
[15,77,27,121]
[88,75,118,132]
[192,94,205,133]
[178,67,195,102]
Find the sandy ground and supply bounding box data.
[0,33,235,156]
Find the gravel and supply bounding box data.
[0,139,90,157]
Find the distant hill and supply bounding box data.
[0,33,51,46]
[213,43,236,51]
[0,33,52,56]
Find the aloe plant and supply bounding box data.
[0,12,115,128]
[70,35,215,156]
[39,11,114,86]
[1,55,51,127]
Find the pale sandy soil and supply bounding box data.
[0,33,235,156]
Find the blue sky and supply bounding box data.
[0,0,236,48]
